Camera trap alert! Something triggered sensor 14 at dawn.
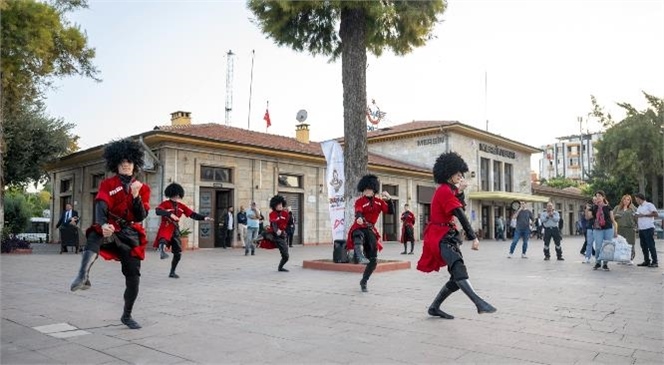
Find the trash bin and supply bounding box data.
[333,239,349,263]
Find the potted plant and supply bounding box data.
[1,235,33,254]
[179,228,192,250]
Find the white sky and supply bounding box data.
[45,0,664,171]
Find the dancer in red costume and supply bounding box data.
[417,152,497,319]
[259,195,290,272]
[400,204,416,255]
[70,139,151,329]
[153,183,213,278]
[346,174,394,292]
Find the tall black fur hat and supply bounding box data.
[103,139,144,174]
[433,152,468,184]
[357,174,380,193]
[269,195,287,210]
[164,183,185,199]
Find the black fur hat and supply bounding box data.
[164,183,185,199]
[269,195,287,210]
[103,139,144,174]
[433,152,468,184]
[357,174,380,193]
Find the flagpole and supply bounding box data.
[247,50,255,130]
[265,100,269,133]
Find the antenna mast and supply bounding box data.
[225,50,235,126]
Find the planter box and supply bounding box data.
[302,259,411,273]
[3,248,33,255]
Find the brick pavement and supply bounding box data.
[1,236,663,364]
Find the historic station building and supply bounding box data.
[48,112,567,248]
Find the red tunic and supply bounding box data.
[416,183,462,273]
[346,195,390,252]
[260,210,289,249]
[87,175,151,261]
[152,200,194,248]
[400,211,415,243]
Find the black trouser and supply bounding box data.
[274,234,290,269]
[543,227,563,258]
[286,229,294,247]
[224,229,233,247]
[638,228,657,264]
[160,237,182,273]
[355,228,378,284]
[438,230,469,282]
[86,231,141,314]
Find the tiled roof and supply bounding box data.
[153,123,429,173]
[337,120,540,152]
[366,120,458,139]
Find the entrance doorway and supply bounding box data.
[280,192,302,245]
[198,188,233,248]
[419,203,430,240]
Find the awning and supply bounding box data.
[467,191,550,203]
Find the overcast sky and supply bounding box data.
[45,0,664,171]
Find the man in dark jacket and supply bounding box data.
[56,203,80,253]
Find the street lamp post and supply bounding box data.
[660,125,664,207]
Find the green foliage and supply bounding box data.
[588,92,663,205]
[3,101,79,187]
[248,0,446,60]
[584,167,637,206]
[179,227,192,237]
[3,193,31,235]
[1,0,100,113]
[542,177,580,189]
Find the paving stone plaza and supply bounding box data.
[1,236,662,364]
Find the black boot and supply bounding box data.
[71,250,98,292]
[278,257,289,272]
[158,242,169,260]
[121,276,141,329]
[409,242,414,254]
[401,243,407,254]
[457,279,497,314]
[360,259,377,292]
[353,239,369,264]
[543,247,550,261]
[427,282,456,319]
[169,253,181,278]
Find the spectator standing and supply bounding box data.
[221,206,235,248]
[613,194,637,262]
[286,206,296,247]
[56,203,80,253]
[590,191,617,271]
[508,201,534,258]
[540,202,564,261]
[633,193,659,268]
[237,206,247,248]
[495,216,506,241]
[245,202,260,256]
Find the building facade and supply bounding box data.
[539,132,602,182]
[49,113,579,248]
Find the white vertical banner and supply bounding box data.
[321,140,345,241]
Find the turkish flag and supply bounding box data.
[263,109,271,128]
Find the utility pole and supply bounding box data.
[247,50,255,130]
[224,50,235,126]
[578,116,584,181]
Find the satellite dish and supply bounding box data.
[296,109,308,123]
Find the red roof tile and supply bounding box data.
[154,123,429,174]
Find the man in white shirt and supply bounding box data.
[634,193,659,268]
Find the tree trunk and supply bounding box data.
[339,7,368,236]
[651,173,659,207]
